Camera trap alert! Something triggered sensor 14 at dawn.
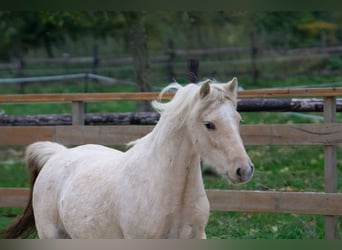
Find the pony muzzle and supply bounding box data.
[235,163,254,183]
[226,163,254,184]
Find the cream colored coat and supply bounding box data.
[29,78,253,238]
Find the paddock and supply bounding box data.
[0,87,341,238]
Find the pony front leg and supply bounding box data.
[201,231,207,239]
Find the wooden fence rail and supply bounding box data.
[3,44,342,86]
[2,45,342,68]
[1,188,342,217]
[0,87,341,238]
[1,124,342,146]
[1,87,342,104]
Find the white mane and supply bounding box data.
[127,83,198,148]
[152,82,199,129]
[152,79,236,123]
[128,79,237,148]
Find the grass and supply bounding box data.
[206,212,326,239]
[1,74,342,238]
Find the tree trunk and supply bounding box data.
[125,12,153,112]
[44,35,54,58]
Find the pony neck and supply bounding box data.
[152,121,204,202]
[135,117,204,196]
[151,114,198,162]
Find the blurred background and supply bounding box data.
[1,11,342,96]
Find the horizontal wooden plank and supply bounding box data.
[238,87,342,98]
[206,190,342,216]
[0,188,29,207]
[0,92,174,103]
[1,124,342,146]
[241,123,342,145]
[0,124,340,146]
[1,88,342,103]
[55,125,154,145]
[0,126,56,145]
[1,188,341,216]
[0,125,153,146]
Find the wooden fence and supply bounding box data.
[0,87,342,239]
[2,44,342,85]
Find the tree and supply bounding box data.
[0,12,61,59]
[123,12,153,111]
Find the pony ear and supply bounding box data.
[225,77,238,95]
[199,80,211,99]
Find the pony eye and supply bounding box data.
[204,121,216,130]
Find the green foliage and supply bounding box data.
[2,11,342,61]
[0,11,130,60]
[0,12,69,59]
[327,55,342,70]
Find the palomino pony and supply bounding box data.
[4,78,254,239]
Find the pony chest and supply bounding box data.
[160,207,209,238]
[120,197,209,239]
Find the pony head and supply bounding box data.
[152,78,254,184]
[192,78,253,184]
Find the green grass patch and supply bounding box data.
[206,212,327,239]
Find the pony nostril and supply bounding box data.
[236,167,242,177]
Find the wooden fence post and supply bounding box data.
[17,50,25,94]
[72,101,85,125]
[188,59,199,83]
[166,39,175,81]
[323,96,338,239]
[92,42,99,74]
[250,29,258,86]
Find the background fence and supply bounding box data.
[0,88,341,239]
[2,44,342,90]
